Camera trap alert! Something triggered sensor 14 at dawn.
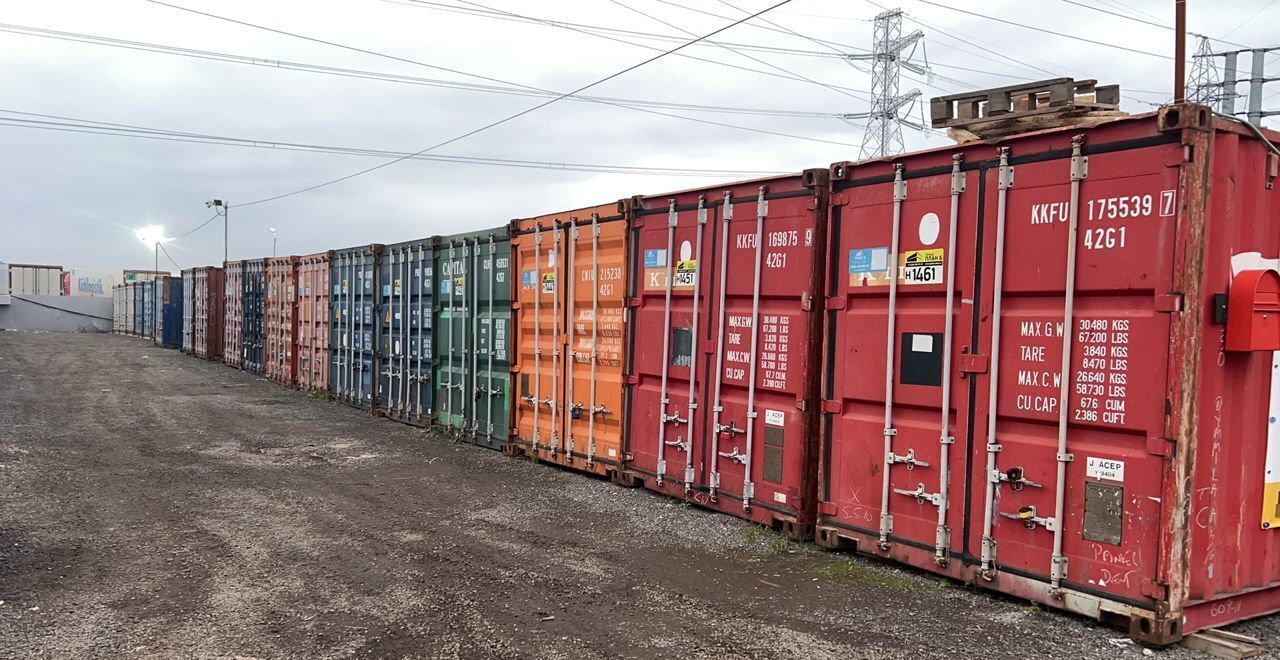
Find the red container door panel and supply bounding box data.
[705,191,822,517]
[823,163,978,561]
[971,141,1180,604]
[627,198,716,490]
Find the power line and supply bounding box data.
[1057,0,1253,49]
[176,212,222,239]
[915,0,1173,60]
[0,23,851,121]
[0,110,785,178]
[158,242,183,270]
[1222,0,1279,39]
[602,0,864,101]
[140,2,857,147]
[399,0,872,98]
[150,0,799,208]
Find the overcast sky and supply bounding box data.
[2,0,1276,272]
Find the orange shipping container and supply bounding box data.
[510,201,631,481]
[296,252,331,393]
[265,256,299,387]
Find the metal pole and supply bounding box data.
[224,204,229,266]
[1174,0,1186,103]
[1249,49,1266,126]
[1223,52,1240,115]
[154,243,159,344]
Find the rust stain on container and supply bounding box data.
[223,260,244,369]
[296,252,330,393]
[265,256,299,388]
[510,202,630,478]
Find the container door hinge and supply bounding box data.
[821,399,841,414]
[624,374,639,385]
[959,353,989,374]
[1146,436,1176,458]
[819,501,838,516]
[1155,293,1184,313]
[626,297,641,308]
[825,296,847,310]
[1266,152,1277,190]
[800,291,813,311]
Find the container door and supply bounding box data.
[474,235,512,449]
[331,250,379,409]
[435,240,473,433]
[822,161,979,563]
[565,217,628,467]
[514,223,564,454]
[379,243,433,425]
[703,188,824,520]
[627,198,716,489]
[969,140,1177,603]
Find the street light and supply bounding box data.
[135,225,169,345]
[206,199,228,265]
[269,226,277,257]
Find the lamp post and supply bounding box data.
[206,199,228,265]
[270,226,277,257]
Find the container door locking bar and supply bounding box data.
[980,149,1014,579]
[933,155,965,566]
[709,191,734,499]
[740,187,769,510]
[878,166,907,550]
[656,200,679,483]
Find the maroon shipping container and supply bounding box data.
[623,172,829,537]
[223,260,245,369]
[816,106,1280,642]
[193,266,224,360]
[296,252,331,393]
[265,256,299,387]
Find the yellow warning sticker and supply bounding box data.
[900,249,944,286]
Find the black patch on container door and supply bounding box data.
[520,374,530,397]
[1083,481,1124,545]
[900,332,944,386]
[670,326,693,368]
[763,427,785,483]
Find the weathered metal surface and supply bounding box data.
[376,238,435,427]
[330,245,382,411]
[296,253,330,393]
[264,257,298,387]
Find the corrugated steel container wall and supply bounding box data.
[112,285,124,333]
[223,261,245,368]
[330,245,382,411]
[296,253,331,393]
[181,269,195,352]
[624,173,829,537]
[376,239,435,426]
[243,258,267,375]
[433,228,513,450]
[141,280,155,339]
[128,283,140,335]
[194,267,225,360]
[8,264,63,296]
[511,202,630,477]
[264,256,299,387]
[813,107,1280,643]
[157,276,183,348]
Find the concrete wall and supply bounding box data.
[0,295,112,333]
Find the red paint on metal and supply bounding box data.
[1224,269,1280,351]
[192,266,224,360]
[814,107,1280,640]
[623,173,827,536]
[265,256,300,387]
[296,252,331,393]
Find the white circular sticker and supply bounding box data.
[679,240,693,261]
[919,212,941,246]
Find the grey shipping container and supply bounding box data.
[377,238,435,426]
[141,280,156,339]
[112,285,125,333]
[243,258,266,375]
[181,269,195,352]
[434,227,513,450]
[331,244,382,411]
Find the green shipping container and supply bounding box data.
[433,226,513,450]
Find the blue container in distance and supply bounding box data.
[132,282,144,336]
[181,269,195,352]
[243,258,266,374]
[330,244,383,411]
[141,280,155,339]
[377,238,435,426]
[158,277,183,349]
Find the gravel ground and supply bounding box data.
[1,331,1277,659]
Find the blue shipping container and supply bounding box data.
[158,277,183,349]
[331,245,382,411]
[243,258,266,374]
[377,238,435,426]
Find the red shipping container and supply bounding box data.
[623,172,829,537]
[264,256,299,387]
[296,252,331,393]
[223,260,244,369]
[193,266,224,360]
[816,106,1280,642]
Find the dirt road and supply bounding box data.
[0,332,1273,659]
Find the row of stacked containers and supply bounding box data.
[111,277,182,347]
[114,107,1280,644]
